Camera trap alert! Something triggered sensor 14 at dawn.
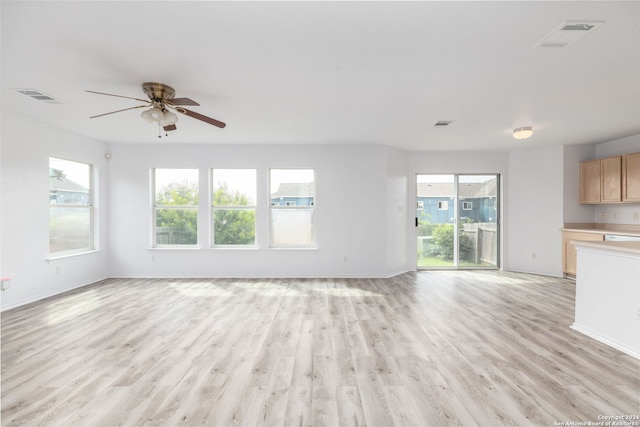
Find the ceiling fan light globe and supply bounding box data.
[141,107,163,124]
[149,107,163,122]
[162,110,178,126]
[140,108,154,123]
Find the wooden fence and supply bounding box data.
[462,223,497,265]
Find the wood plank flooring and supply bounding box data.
[2,271,639,426]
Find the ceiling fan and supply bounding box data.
[86,82,226,136]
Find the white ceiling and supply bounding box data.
[2,1,639,151]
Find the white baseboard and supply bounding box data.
[571,323,640,360]
[1,276,109,312]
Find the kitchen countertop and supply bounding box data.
[571,240,640,256]
[561,223,640,237]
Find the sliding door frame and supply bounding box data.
[416,173,501,270]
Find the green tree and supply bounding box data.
[156,181,198,244]
[213,182,255,245]
[157,181,199,205]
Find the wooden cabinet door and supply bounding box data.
[623,152,640,202]
[600,156,622,203]
[579,160,601,204]
[562,231,604,277]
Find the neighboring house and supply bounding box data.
[270,182,315,207]
[417,180,497,224]
[49,168,90,205]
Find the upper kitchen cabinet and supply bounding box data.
[622,152,640,202]
[579,155,637,204]
[579,159,602,204]
[600,156,622,203]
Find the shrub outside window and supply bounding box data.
[49,157,93,255]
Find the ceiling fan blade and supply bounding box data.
[169,98,200,106]
[175,107,226,128]
[89,104,149,119]
[86,90,149,103]
[163,124,177,131]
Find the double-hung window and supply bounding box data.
[269,169,316,248]
[49,157,93,255]
[153,168,199,246]
[212,169,257,246]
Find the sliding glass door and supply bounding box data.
[416,175,455,267]
[416,174,499,269]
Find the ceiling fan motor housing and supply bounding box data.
[142,82,175,103]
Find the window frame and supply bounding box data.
[48,157,94,257]
[269,168,317,249]
[211,168,258,248]
[152,168,200,248]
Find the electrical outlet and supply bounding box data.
[633,212,640,222]
[1,278,10,291]
[55,266,61,274]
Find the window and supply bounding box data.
[462,201,472,210]
[270,169,316,247]
[212,169,256,246]
[49,157,93,255]
[437,200,449,210]
[153,168,199,246]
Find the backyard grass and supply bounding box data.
[417,256,493,267]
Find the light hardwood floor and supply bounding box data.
[2,271,639,426]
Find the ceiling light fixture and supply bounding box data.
[513,126,533,140]
[140,107,178,126]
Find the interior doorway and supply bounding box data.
[416,174,500,269]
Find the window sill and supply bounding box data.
[208,246,260,251]
[147,246,202,251]
[267,246,319,251]
[47,249,102,262]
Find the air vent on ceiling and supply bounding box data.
[15,88,64,104]
[434,120,454,127]
[534,20,604,49]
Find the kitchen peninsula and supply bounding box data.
[571,239,640,359]
[561,224,640,277]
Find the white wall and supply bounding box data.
[1,111,109,310]
[507,145,565,276]
[107,143,406,278]
[595,133,640,158]
[385,147,409,274]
